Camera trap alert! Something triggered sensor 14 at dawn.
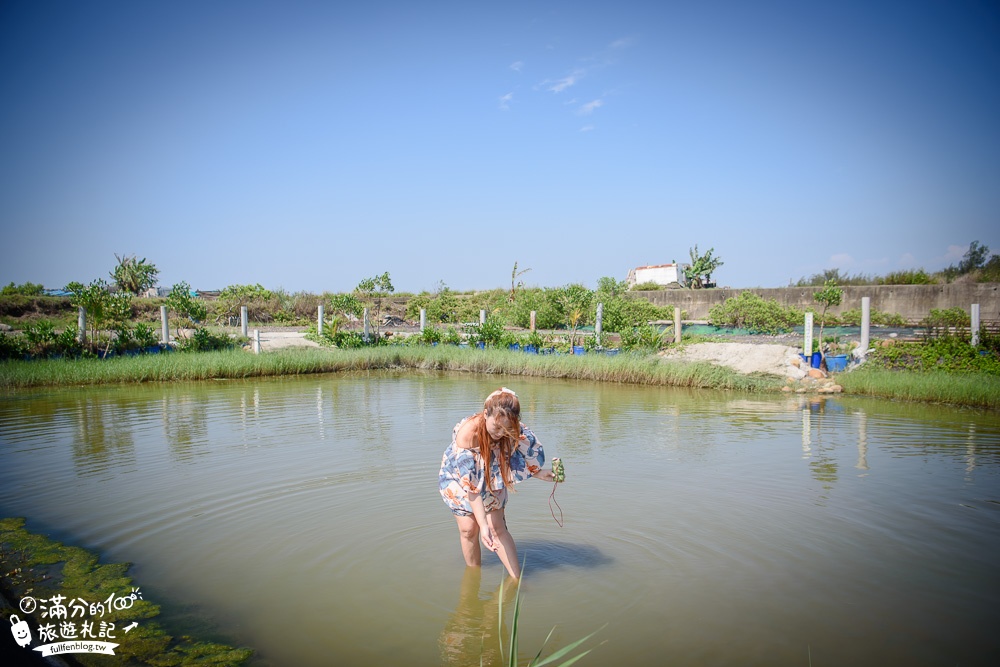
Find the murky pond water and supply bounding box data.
[2,372,999,666]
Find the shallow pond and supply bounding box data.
[2,372,999,666]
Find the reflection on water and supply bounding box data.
[2,373,1000,666]
[438,568,508,667]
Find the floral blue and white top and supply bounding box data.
[439,415,545,517]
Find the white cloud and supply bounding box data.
[579,125,595,133]
[944,244,966,261]
[897,253,918,268]
[499,92,513,110]
[609,37,634,49]
[578,99,603,114]
[510,61,524,72]
[545,69,584,93]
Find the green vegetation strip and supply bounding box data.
[0,346,784,393]
[835,368,1000,409]
[3,345,998,408]
[0,517,252,666]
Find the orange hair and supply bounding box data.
[475,388,521,493]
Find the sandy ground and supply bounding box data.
[248,330,321,351]
[659,342,808,378]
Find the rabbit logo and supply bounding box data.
[10,614,32,648]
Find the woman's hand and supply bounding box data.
[480,524,498,552]
[534,468,557,483]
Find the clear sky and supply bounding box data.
[1,0,998,294]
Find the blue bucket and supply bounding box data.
[826,354,848,372]
[799,352,822,368]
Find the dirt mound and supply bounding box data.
[660,342,807,377]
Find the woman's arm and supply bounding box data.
[533,468,557,482]
[468,491,497,552]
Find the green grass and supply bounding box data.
[0,346,784,393]
[2,345,998,409]
[836,367,1000,409]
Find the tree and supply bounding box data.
[813,279,844,360]
[355,272,394,340]
[958,240,990,275]
[67,279,111,343]
[509,261,531,303]
[166,282,208,325]
[684,245,724,289]
[111,254,159,295]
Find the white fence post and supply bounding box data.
[363,308,370,342]
[318,305,325,336]
[160,305,169,345]
[241,306,248,338]
[804,312,814,357]
[971,303,980,346]
[595,303,603,346]
[530,311,536,332]
[480,309,486,325]
[253,329,261,354]
[860,297,870,355]
[420,308,426,333]
[78,307,87,345]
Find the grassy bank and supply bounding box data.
[0,346,784,393]
[2,346,997,409]
[835,368,1000,409]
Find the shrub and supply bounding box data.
[1,281,45,296]
[216,284,275,324]
[464,315,506,348]
[179,327,235,352]
[879,269,935,285]
[922,307,971,336]
[838,308,907,327]
[166,282,208,325]
[867,338,1000,375]
[0,331,28,359]
[708,292,801,334]
[619,324,666,352]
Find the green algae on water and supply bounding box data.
[0,517,252,666]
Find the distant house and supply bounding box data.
[626,263,687,288]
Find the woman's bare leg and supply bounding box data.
[486,509,521,579]
[455,514,481,566]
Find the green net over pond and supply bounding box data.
[655,323,926,337]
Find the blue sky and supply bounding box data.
[1,0,998,294]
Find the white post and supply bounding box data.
[318,305,325,336]
[804,312,814,357]
[420,308,426,332]
[253,329,261,354]
[530,310,536,332]
[971,303,980,346]
[595,303,603,346]
[860,297,870,355]
[160,305,169,345]
[241,306,248,337]
[363,307,370,341]
[674,307,682,344]
[78,307,87,345]
[480,309,486,325]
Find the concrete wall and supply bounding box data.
[628,283,1000,322]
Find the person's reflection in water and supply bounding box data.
[439,567,515,667]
